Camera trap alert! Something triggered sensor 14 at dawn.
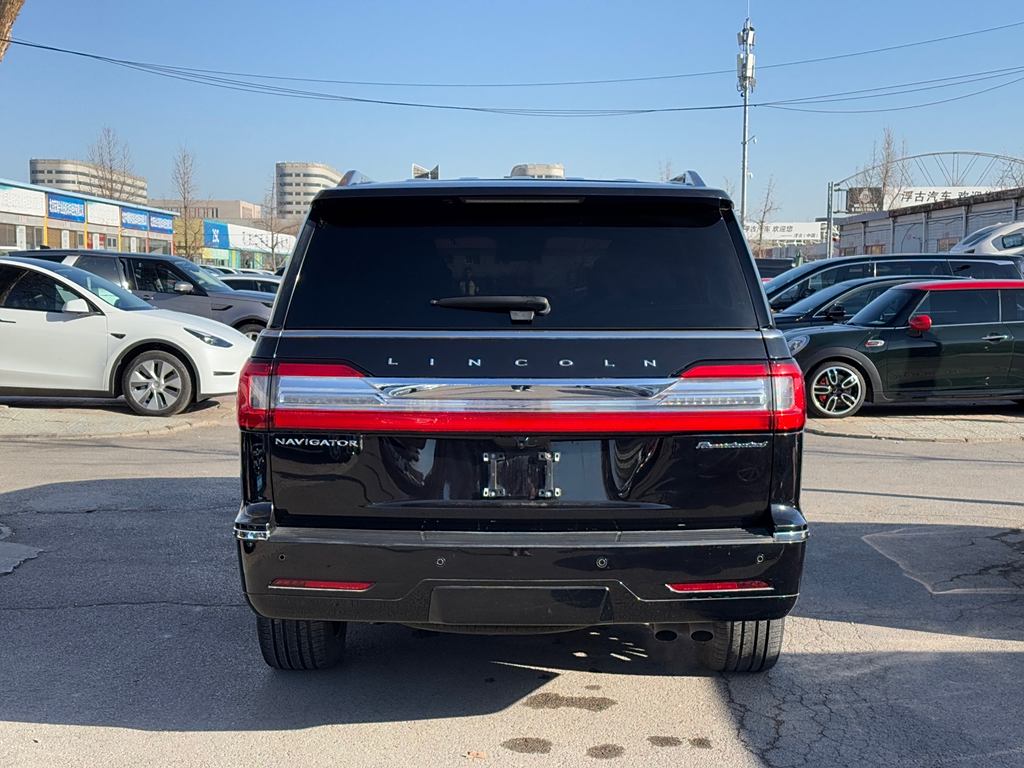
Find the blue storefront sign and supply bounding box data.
[203,220,230,249]
[47,193,86,222]
[149,213,174,233]
[121,208,150,230]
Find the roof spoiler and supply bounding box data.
[668,171,706,187]
[337,170,375,186]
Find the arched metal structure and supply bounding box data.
[825,151,1024,257]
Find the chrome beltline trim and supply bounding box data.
[274,375,771,412]
[261,329,765,340]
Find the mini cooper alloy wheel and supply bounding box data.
[809,363,865,417]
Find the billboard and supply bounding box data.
[743,221,823,243]
[86,202,120,227]
[886,187,998,210]
[121,208,150,230]
[47,193,86,222]
[845,187,884,213]
[149,213,175,233]
[0,184,46,217]
[203,220,229,248]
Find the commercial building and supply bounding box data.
[275,161,343,218]
[200,219,296,271]
[509,163,565,179]
[147,198,263,225]
[836,187,1024,256]
[0,178,175,254]
[29,158,148,205]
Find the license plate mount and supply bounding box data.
[482,451,561,500]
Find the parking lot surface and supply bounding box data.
[0,397,230,439]
[1,420,1023,767]
[807,401,1024,443]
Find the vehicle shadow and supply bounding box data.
[856,399,1021,418]
[0,395,224,416]
[0,477,1021,739]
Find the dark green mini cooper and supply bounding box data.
[786,280,1024,418]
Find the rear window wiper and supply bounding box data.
[430,295,551,323]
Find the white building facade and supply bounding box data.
[29,159,148,205]
[275,161,343,219]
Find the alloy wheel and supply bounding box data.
[128,358,184,412]
[811,365,863,416]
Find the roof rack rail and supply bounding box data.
[337,170,375,187]
[668,171,706,187]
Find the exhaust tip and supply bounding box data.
[690,629,714,643]
[654,629,678,642]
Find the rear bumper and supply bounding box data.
[236,513,807,627]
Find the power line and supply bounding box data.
[766,74,1024,114]
[9,19,1022,88]
[4,37,1024,117]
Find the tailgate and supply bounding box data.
[260,333,793,531]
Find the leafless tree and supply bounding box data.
[171,146,202,261]
[753,176,779,258]
[852,127,910,210]
[657,160,674,182]
[995,160,1024,189]
[254,176,293,270]
[87,127,136,201]
[721,176,737,199]
[0,0,26,62]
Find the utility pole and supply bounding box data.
[737,17,756,224]
[825,181,835,258]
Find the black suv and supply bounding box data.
[235,177,808,674]
[14,249,275,340]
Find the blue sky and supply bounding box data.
[2,0,1023,219]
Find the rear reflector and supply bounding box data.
[238,360,806,434]
[269,578,374,592]
[665,580,771,593]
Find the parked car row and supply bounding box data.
[0,257,253,416]
[764,255,1024,418]
[768,274,1024,417]
[12,249,275,340]
[203,265,277,277]
[764,252,1024,310]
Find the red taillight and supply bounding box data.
[237,360,272,429]
[269,578,373,591]
[681,363,769,378]
[275,363,364,378]
[769,361,806,431]
[665,580,771,593]
[273,410,772,433]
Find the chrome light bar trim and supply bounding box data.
[772,529,809,544]
[274,376,771,413]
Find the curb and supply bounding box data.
[0,405,229,441]
[806,423,1024,444]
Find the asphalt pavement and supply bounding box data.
[1,421,1022,767]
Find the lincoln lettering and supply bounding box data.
[384,357,657,368]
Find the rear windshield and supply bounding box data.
[283,196,757,330]
[849,288,920,327]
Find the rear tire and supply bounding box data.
[807,361,867,419]
[236,322,265,341]
[696,618,784,673]
[256,616,347,670]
